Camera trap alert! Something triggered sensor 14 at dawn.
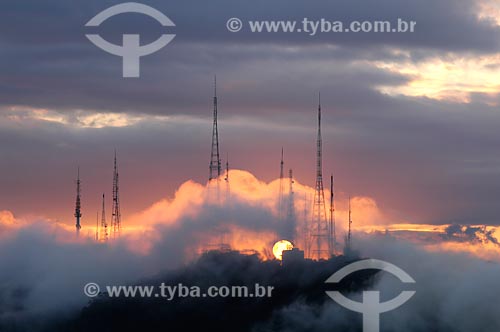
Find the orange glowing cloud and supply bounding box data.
[126,180,206,230]
[425,240,500,263]
[3,170,499,263]
[0,210,17,227]
[335,196,385,230]
[121,170,291,257]
[0,210,89,245]
[118,169,392,259]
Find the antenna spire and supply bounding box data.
[209,76,221,183]
[310,92,329,260]
[74,167,82,236]
[100,193,108,242]
[318,92,321,139]
[214,75,217,98]
[225,153,229,182]
[285,169,296,242]
[329,174,336,255]
[111,150,121,239]
[278,147,285,221]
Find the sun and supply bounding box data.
[272,240,293,260]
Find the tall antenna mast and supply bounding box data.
[278,148,284,220]
[74,167,82,236]
[209,75,221,183]
[329,174,336,255]
[111,150,121,239]
[311,92,329,260]
[286,169,296,242]
[100,193,108,242]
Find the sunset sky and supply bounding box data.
[2,2,500,331]
[1,0,500,228]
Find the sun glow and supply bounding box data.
[272,240,293,260]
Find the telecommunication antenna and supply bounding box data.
[286,169,296,242]
[111,150,121,239]
[329,174,336,256]
[100,193,108,242]
[209,76,221,182]
[74,168,82,236]
[311,93,329,259]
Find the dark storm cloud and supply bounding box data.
[442,224,500,244]
[0,41,411,116]
[0,0,499,115]
[1,0,498,49]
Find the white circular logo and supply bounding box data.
[226,18,243,32]
[84,282,101,297]
[85,2,176,78]
[325,259,416,332]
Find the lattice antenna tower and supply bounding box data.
[111,150,121,239]
[311,93,329,260]
[329,174,336,256]
[74,167,82,236]
[209,76,222,183]
[278,148,285,221]
[100,193,108,242]
[286,169,297,242]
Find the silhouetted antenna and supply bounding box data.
[221,154,231,241]
[209,75,221,182]
[286,169,296,242]
[74,167,82,236]
[278,147,284,220]
[205,77,228,247]
[100,193,108,242]
[208,76,222,204]
[311,92,329,260]
[111,150,121,239]
[329,174,336,255]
